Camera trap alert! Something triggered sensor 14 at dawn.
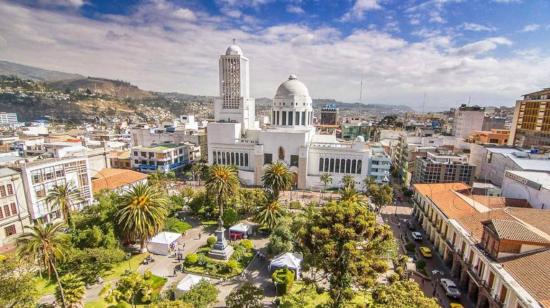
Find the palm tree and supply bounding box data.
[255,198,285,230]
[363,176,376,192]
[339,186,362,204]
[262,162,293,200]
[204,165,240,226]
[191,162,206,186]
[341,175,356,190]
[56,274,86,308]
[46,182,81,229]
[320,173,332,201]
[115,183,168,252]
[17,222,69,307]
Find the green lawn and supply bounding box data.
[34,276,57,297]
[103,253,148,280]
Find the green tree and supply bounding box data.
[115,183,168,252]
[368,184,393,212]
[362,176,376,191]
[56,274,85,308]
[298,201,394,307]
[0,257,37,307]
[222,207,240,227]
[320,173,333,200]
[205,165,239,227]
[261,162,293,200]
[254,198,285,230]
[17,222,69,307]
[191,162,206,186]
[104,271,153,307]
[339,186,363,204]
[272,268,295,296]
[371,280,438,308]
[164,217,192,234]
[148,171,176,190]
[179,279,219,308]
[46,182,82,229]
[226,282,264,308]
[341,175,355,189]
[267,218,294,256]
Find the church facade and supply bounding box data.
[207,44,390,190]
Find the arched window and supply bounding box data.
[236,152,240,166]
[324,158,329,172]
[244,153,249,166]
[278,146,285,161]
[213,151,217,164]
[346,159,351,173]
[222,152,226,165]
[357,160,362,174]
[217,151,221,164]
[289,111,293,125]
[340,159,345,173]
[240,153,244,166]
[335,158,340,173]
[330,158,335,172]
[231,152,235,165]
[282,111,287,125]
[351,160,357,174]
[301,112,305,126]
[319,158,324,172]
[295,112,299,125]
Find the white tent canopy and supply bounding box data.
[174,274,210,297]
[147,231,181,255]
[229,223,251,234]
[269,252,303,278]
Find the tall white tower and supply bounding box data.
[214,41,256,134]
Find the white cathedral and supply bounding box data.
[207,43,390,189]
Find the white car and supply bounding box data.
[440,278,461,299]
[411,231,423,241]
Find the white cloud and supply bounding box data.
[521,24,540,32]
[173,8,197,21]
[36,0,85,8]
[0,1,549,111]
[462,22,496,32]
[341,0,382,21]
[406,0,464,24]
[492,0,522,3]
[286,5,304,14]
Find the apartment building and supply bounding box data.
[412,151,476,185]
[20,157,93,222]
[0,112,18,126]
[368,146,391,183]
[131,143,193,173]
[0,168,31,251]
[412,183,550,308]
[508,88,550,148]
[453,105,486,140]
[130,126,205,160]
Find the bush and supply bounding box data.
[207,236,217,247]
[164,217,192,234]
[371,259,389,273]
[185,254,199,265]
[272,268,295,296]
[225,260,239,273]
[387,273,400,284]
[288,201,301,209]
[143,270,152,280]
[179,279,218,308]
[416,259,426,270]
[222,208,240,227]
[239,239,254,250]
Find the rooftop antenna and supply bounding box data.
[359,74,365,103]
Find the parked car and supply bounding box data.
[419,246,432,258]
[440,278,461,299]
[411,231,423,241]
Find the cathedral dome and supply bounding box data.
[275,75,310,99]
[225,44,243,56]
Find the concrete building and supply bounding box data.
[131,143,192,173]
[412,151,476,185]
[412,183,550,308]
[453,105,485,140]
[0,112,17,126]
[130,127,205,160]
[109,150,131,169]
[20,157,93,222]
[482,116,506,131]
[468,129,510,145]
[207,44,391,189]
[320,104,338,125]
[341,122,380,141]
[501,170,550,210]
[508,88,550,149]
[469,145,550,186]
[0,168,31,251]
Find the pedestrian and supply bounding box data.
[198,233,202,240]
[173,267,177,277]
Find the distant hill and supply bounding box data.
[48,77,154,100]
[0,60,84,82]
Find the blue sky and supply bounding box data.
[1,0,550,110]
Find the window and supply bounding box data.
[0,186,5,197]
[213,151,217,163]
[324,158,329,172]
[291,155,299,167]
[4,225,16,237]
[357,160,362,174]
[282,111,287,125]
[288,111,293,125]
[10,203,16,215]
[3,204,10,217]
[295,112,299,125]
[335,159,340,173]
[329,158,334,172]
[276,111,280,125]
[340,159,346,173]
[240,153,244,166]
[236,152,240,166]
[499,285,508,304]
[134,159,139,164]
[264,153,273,165]
[351,160,357,173]
[231,152,235,165]
[133,151,138,156]
[6,184,13,195]
[244,153,249,166]
[319,158,324,172]
[346,159,351,173]
[272,111,275,124]
[301,112,305,126]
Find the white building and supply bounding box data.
[0,112,17,126]
[20,157,93,222]
[501,170,550,210]
[0,168,31,250]
[207,44,390,189]
[131,143,193,173]
[453,105,485,140]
